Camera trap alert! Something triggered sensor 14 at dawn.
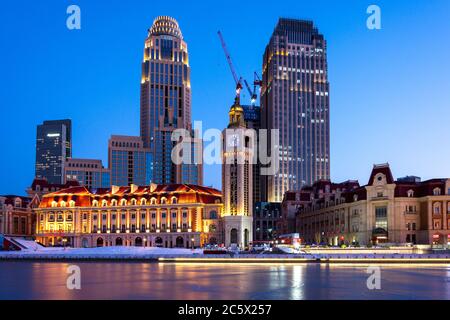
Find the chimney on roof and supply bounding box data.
[130,184,138,193]
[111,185,119,194]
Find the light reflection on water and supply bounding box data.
[0,262,449,300]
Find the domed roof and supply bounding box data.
[149,16,183,39]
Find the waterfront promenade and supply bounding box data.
[1,245,450,263]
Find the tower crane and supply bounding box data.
[217,31,263,106]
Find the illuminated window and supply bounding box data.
[120,199,127,206]
[102,200,108,207]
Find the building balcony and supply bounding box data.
[371,196,389,201]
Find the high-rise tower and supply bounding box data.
[35,119,72,184]
[140,16,201,185]
[261,18,330,202]
[222,97,253,248]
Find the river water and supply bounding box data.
[1,261,450,300]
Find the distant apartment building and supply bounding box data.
[108,135,152,187]
[0,196,38,236]
[253,202,281,241]
[64,158,110,189]
[35,120,72,184]
[261,19,330,202]
[140,16,202,185]
[295,164,450,246]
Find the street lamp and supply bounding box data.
[191,237,195,249]
[62,238,67,250]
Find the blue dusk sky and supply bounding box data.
[0,0,449,195]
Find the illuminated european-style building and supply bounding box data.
[261,19,330,202]
[140,16,202,185]
[34,183,223,248]
[0,195,39,236]
[295,164,450,246]
[222,97,253,248]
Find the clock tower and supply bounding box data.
[222,96,253,249]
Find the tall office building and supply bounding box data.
[35,120,72,184]
[261,19,330,202]
[108,135,152,187]
[222,97,253,248]
[242,105,261,206]
[64,158,110,189]
[140,16,202,185]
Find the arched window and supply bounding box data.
[407,190,414,198]
[120,199,127,206]
[433,202,441,215]
[102,200,108,207]
[433,188,441,196]
[210,211,218,219]
[51,201,58,208]
[92,200,99,207]
[60,201,66,207]
[161,197,167,205]
[171,197,177,204]
[130,198,137,206]
[150,198,157,205]
[14,199,22,208]
[353,194,358,202]
[140,198,147,206]
[69,200,75,207]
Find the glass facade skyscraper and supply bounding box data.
[65,158,110,189]
[140,16,202,185]
[35,119,72,184]
[261,19,330,202]
[108,135,153,187]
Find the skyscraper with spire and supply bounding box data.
[140,16,202,185]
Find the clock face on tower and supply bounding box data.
[227,134,240,147]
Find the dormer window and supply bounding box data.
[407,190,414,198]
[433,188,441,196]
[120,199,127,206]
[140,198,147,206]
[51,201,58,208]
[102,200,108,207]
[150,198,157,205]
[92,200,99,207]
[161,197,167,205]
[353,194,358,202]
[171,197,177,204]
[130,199,137,206]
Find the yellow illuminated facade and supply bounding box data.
[34,184,223,248]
